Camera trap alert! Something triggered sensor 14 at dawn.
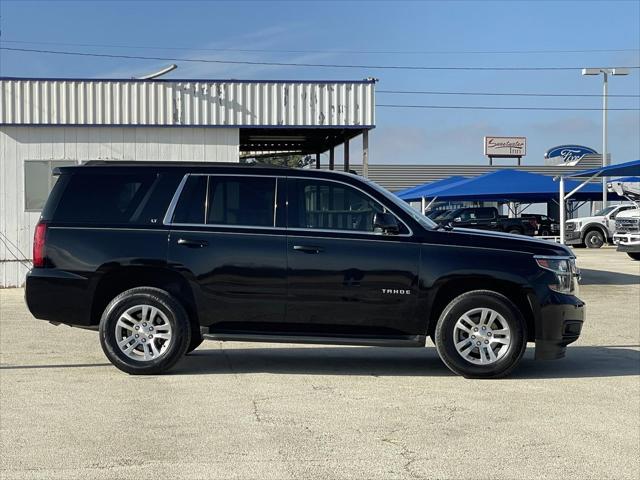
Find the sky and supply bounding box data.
[0,0,639,166]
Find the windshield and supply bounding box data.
[363,178,438,229]
[593,206,618,216]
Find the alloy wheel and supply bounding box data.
[115,305,173,361]
[453,307,511,365]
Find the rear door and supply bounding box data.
[166,174,287,332]
[285,177,420,337]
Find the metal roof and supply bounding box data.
[0,78,375,128]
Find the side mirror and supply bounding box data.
[373,212,399,234]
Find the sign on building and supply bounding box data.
[484,136,527,157]
[544,145,598,165]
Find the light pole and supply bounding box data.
[581,67,630,205]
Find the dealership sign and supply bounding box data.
[484,136,526,157]
[544,145,598,164]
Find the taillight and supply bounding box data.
[33,222,47,267]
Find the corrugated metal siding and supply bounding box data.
[0,126,239,287]
[0,80,375,128]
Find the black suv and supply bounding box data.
[25,162,584,378]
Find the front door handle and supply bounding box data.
[292,245,323,254]
[177,238,209,248]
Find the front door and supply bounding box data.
[167,174,287,331]
[285,177,420,337]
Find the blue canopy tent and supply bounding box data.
[558,159,640,243]
[402,169,607,202]
[395,175,467,200]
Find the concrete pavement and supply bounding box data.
[1,247,638,479]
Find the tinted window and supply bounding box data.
[476,208,495,219]
[288,179,384,232]
[53,173,157,224]
[207,176,276,227]
[172,176,207,224]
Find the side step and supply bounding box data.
[201,331,426,348]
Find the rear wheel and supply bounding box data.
[434,290,527,378]
[628,252,640,261]
[508,228,522,235]
[584,230,605,248]
[99,287,191,375]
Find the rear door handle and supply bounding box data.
[292,245,323,254]
[177,238,209,248]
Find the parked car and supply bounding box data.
[25,162,584,378]
[564,203,636,248]
[437,207,536,236]
[522,214,559,237]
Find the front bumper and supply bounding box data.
[613,233,640,252]
[564,230,582,245]
[533,293,585,360]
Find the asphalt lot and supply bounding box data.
[1,247,639,480]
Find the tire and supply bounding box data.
[628,252,640,261]
[434,290,527,379]
[99,287,191,375]
[540,229,550,237]
[508,228,522,235]
[584,230,605,248]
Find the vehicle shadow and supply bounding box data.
[579,268,639,286]
[174,345,640,379]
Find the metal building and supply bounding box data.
[0,77,376,286]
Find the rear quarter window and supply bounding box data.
[51,172,175,225]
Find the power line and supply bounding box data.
[1,39,637,56]
[378,89,640,98]
[376,104,640,111]
[2,47,639,72]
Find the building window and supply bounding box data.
[24,160,77,212]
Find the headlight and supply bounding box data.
[535,256,579,295]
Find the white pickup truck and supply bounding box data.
[610,182,640,260]
[564,203,637,248]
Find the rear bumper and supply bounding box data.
[534,294,585,360]
[25,269,92,326]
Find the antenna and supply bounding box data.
[135,64,178,80]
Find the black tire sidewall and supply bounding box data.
[99,288,191,374]
[585,230,604,248]
[435,291,526,378]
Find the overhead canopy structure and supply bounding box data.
[395,175,467,201]
[401,169,607,203]
[567,159,640,179]
[558,159,640,244]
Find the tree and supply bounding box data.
[243,154,314,168]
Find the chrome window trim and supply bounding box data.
[163,172,414,237]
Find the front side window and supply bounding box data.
[172,175,276,227]
[288,178,386,232]
[24,160,77,211]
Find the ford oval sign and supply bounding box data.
[545,145,598,164]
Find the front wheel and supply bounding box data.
[99,287,191,375]
[584,230,605,248]
[434,290,527,378]
[507,228,522,235]
[628,252,640,261]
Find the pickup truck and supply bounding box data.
[609,182,640,259]
[437,207,536,236]
[564,203,637,248]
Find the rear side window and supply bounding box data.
[53,173,157,224]
[172,175,276,227]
